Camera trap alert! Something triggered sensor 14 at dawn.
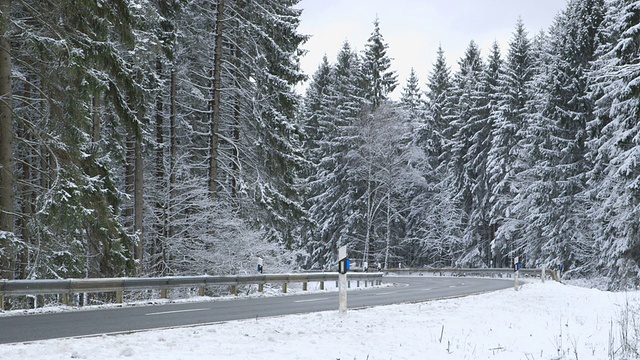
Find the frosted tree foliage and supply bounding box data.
[588,0,640,287]
[0,0,307,302]
[1,1,640,295]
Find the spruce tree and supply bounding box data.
[400,67,422,122]
[587,0,640,287]
[303,42,366,268]
[487,19,534,267]
[410,46,464,266]
[448,41,493,266]
[475,42,502,267]
[361,17,398,109]
[0,0,15,281]
[513,0,605,272]
[422,45,453,166]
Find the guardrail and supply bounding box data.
[384,267,550,278]
[0,272,383,310]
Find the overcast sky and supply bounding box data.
[295,0,568,98]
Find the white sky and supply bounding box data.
[295,0,568,98]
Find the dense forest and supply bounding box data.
[0,0,638,290]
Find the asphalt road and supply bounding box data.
[0,276,514,344]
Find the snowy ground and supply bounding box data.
[1,278,639,360]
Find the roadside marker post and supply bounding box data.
[338,246,348,315]
[257,257,264,273]
[513,256,520,291]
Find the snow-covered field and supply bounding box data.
[1,279,639,360]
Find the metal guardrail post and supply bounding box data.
[302,282,307,291]
[0,279,4,310]
[61,293,70,306]
[282,283,287,293]
[116,290,123,304]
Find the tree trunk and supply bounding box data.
[153,58,167,275]
[231,7,243,199]
[362,161,374,267]
[124,137,135,268]
[134,135,144,272]
[384,191,391,269]
[232,96,240,198]
[0,0,15,280]
[208,0,224,197]
[169,68,176,240]
[91,94,102,143]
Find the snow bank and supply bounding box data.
[1,280,638,359]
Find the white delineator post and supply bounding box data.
[514,256,520,291]
[338,246,348,315]
[541,260,545,283]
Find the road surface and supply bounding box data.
[0,276,513,344]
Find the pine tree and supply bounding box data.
[406,45,464,266]
[587,0,640,287]
[487,19,534,267]
[469,41,503,268]
[400,67,422,122]
[303,42,367,268]
[4,0,147,280]
[448,41,493,266]
[300,55,339,268]
[303,55,334,155]
[0,0,15,281]
[513,0,605,272]
[145,0,184,275]
[360,17,398,109]
[422,45,453,166]
[232,0,309,248]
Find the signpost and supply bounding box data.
[257,257,264,273]
[338,246,348,315]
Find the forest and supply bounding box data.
[0,0,638,290]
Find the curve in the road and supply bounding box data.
[0,276,514,344]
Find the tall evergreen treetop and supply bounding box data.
[361,17,398,109]
[400,67,422,121]
[422,45,453,163]
[334,40,366,120]
[426,45,452,106]
[486,18,535,265]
